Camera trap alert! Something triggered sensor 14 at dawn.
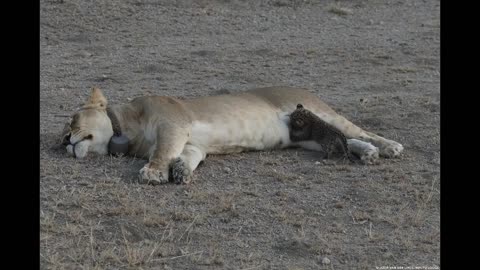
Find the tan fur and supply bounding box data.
[62,86,404,184]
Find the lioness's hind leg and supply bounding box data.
[323,114,403,158]
[347,139,379,164]
[170,144,206,184]
[359,131,404,158]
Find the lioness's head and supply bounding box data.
[61,87,114,158]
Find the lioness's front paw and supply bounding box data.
[379,141,404,158]
[138,166,168,185]
[170,158,192,184]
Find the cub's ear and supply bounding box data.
[296,104,304,109]
[83,87,108,109]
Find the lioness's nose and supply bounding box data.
[62,134,71,146]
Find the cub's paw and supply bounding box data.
[138,165,168,185]
[169,158,192,184]
[379,141,404,158]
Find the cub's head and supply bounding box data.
[289,103,313,141]
[61,87,114,158]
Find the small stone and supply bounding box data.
[322,257,331,265]
[81,50,92,57]
[223,167,232,174]
[315,161,321,165]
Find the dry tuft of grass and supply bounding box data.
[390,66,419,73]
[40,211,56,232]
[121,229,160,267]
[205,253,225,266]
[264,169,299,182]
[412,178,438,227]
[171,209,195,222]
[209,193,240,219]
[183,188,211,204]
[327,5,353,16]
[214,194,235,212]
[349,210,371,224]
[41,252,65,269]
[143,215,168,228]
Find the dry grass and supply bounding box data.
[121,229,159,266]
[263,168,299,182]
[211,193,237,214]
[390,66,419,73]
[143,215,168,228]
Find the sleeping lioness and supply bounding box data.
[61,86,403,185]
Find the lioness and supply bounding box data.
[61,86,403,184]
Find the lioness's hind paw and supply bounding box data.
[360,147,380,165]
[380,142,404,158]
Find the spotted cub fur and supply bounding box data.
[289,104,355,162]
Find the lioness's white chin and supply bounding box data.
[66,145,108,158]
[66,144,88,158]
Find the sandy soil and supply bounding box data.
[40,0,440,269]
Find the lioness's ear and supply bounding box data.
[84,87,108,109]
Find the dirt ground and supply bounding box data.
[40,0,440,269]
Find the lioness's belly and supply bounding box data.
[189,111,291,154]
[186,93,293,154]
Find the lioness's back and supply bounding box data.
[246,87,336,114]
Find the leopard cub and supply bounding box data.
[289,104,355,162]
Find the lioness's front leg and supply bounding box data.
[138,126,189,185]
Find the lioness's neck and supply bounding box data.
[108,103,142,142]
